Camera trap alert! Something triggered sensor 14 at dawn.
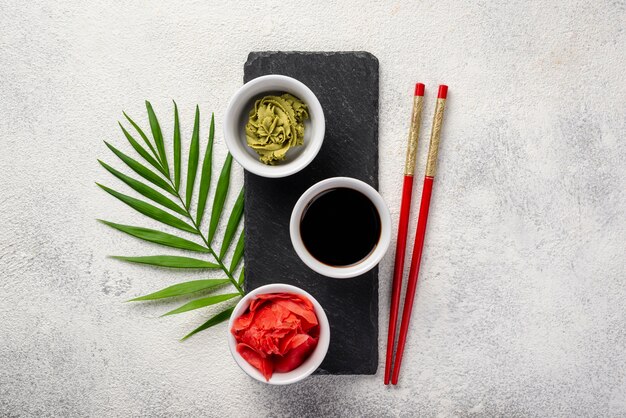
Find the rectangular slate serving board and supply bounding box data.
[243,51,379,374]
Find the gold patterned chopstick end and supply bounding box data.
[424,88,448,177]
[404,85,425,176]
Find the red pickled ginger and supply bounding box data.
[232,293,319,381]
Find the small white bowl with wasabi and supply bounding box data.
[224,75,325,178]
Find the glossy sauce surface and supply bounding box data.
[300,188,381,267]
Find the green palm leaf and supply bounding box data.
[185,106,201,208]
[98,220,209,253]
[97,184,196,233]
[173,102,182,191]
[208,154,233,243]
[238,268,245,286]
[123,112,161,163]
[128,279,229,301]
[196,113,215,225]
[100,102,246,340]
[181,306,234,341]
[145,101,170,177]
[162,293,240,316]
[104,141,176,195]
[98,160,186,216]
[111,255,219,269]
[119,123,165,176]
[229,230,244,272]
[219,188,244,258]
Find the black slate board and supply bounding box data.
[243,51,379,374]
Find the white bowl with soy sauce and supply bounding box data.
[224,74,325,178]
[290,177,392,279]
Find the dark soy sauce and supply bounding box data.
[300,187,381,267]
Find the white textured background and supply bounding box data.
[1,1,625,417]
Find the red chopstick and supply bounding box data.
[384,83,425,385]
[391,85,448,385]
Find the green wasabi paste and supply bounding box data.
[245,93,309,165]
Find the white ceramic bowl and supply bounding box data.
[224,75,325,178]
[227,283,330,385]
[290,177,392,279]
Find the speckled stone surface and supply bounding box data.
[1,1,625,417]
[244,51,379,375]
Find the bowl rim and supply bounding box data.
[289,177,392,279]
[227,283,330,385]
[223,74,325,178]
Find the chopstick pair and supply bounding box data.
[384,83,448,385]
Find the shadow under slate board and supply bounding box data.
[243,51,379,374]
